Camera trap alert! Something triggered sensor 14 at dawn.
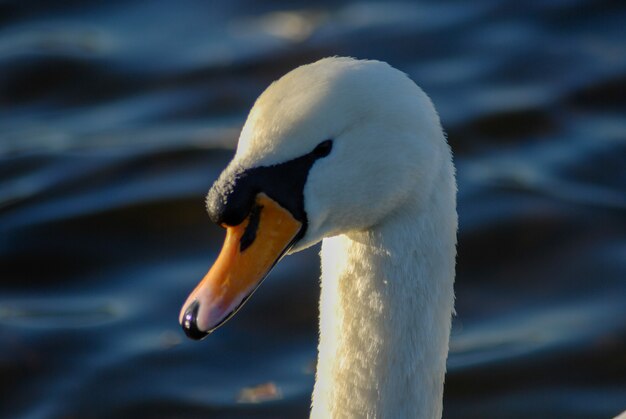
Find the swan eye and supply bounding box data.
[313,139,333,157]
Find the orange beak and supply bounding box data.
[179,193,302,338]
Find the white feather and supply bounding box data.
[230,57,457,418]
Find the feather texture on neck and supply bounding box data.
[311,156,457,419]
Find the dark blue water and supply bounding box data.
[1,1,625,418]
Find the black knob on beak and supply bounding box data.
[205,140,332,230]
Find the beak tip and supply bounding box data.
[180,300,210,341]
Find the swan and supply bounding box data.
[179,57,457,418]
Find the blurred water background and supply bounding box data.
[1,0,625,418]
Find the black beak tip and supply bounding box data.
[181,300,210,341]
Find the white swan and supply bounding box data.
[179,57,457,418]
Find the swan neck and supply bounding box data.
[311,185,457,418]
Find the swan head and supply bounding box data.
[180,57,448,339]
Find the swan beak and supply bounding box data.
[179,193,302,340]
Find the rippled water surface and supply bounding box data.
[1,1,625,418]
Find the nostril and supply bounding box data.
[181,300,209,341]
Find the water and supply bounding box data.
[1,1,625,418]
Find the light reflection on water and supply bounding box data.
[449,299,624,370]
